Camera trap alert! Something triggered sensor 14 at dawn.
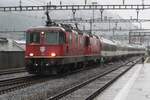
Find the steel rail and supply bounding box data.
[0,68,26,75]
[85,58,140,100]
[47,57,141,100]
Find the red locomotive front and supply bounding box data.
[25,27,66,74]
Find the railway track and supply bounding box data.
[0,74,60,95]
[0,68,26,75]
[0,56,141,98]
[47,57,141,100]
[0,75,37,95]
[0,64,100,95]
[0,66,97,95]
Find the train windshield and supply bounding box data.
[45,31,65,44]
[26,32,40,44]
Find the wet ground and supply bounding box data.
[95,57,150,100]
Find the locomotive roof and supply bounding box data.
[26,26,66,32]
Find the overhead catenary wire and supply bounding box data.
[0,0,46,19]
[21,0,45,6]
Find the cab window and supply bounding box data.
[46,32,59,44]
[27,32,40,44]
[45,31,66,44]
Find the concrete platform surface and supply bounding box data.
[94,60,150,100]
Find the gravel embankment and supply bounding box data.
[0,58,134,100]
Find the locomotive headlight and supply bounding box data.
[35,63,38,66]
[41,31,44,35]
[50,52,56,57]
[29,53,34,56]
[46,63,49,66]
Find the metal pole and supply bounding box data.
[19,0,22,11]
[92,2,97,22]
[90,19,92,34]
[19,0,22,7]
[93,9,94,22]
[49,1,51,5]
[100,10,103,21]
[115,22,118,30]
[136,10,139,21]
[129,32,131,44]
[109,19,110,31]
[113,28,115,40]
[85,0,87,5]
[72,9,76,21]
[142,0,144,5]
[123,0,125,5]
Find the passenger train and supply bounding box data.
[25,25,145,75]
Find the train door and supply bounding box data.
[71,32,76,56]
[68,32,73,55]
[84,36,91,55]
[74,32,79,55]
[98,38,102,54]
[78,34,84,55]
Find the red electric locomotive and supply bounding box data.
[25,25,102,75]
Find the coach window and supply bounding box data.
[27,32,40,43]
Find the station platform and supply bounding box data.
[0,38,25,69]
[94,57,150,100]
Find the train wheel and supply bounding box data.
[74,63,78,69]
[51,66,62,75]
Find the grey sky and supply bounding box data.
[1,0,150,6]
[0,0,150,28]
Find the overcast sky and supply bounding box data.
[1,0,150,6]
[1,0,150,28]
